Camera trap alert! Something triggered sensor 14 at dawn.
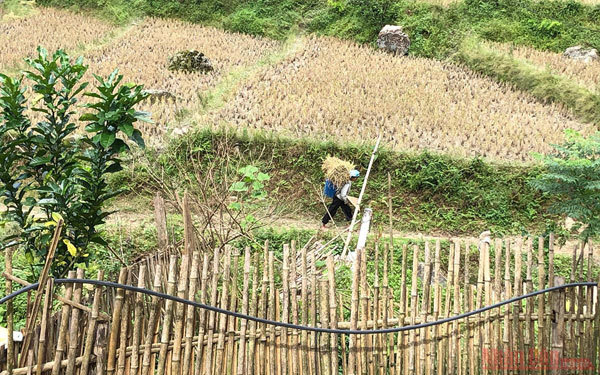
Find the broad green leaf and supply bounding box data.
[51,212,63,223]
[63,239,77,257]
[229,181,247,192]
[100,132,116,148]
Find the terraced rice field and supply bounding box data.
[0,7,114,68]
[204,37,593,161]
[486,42,600,93]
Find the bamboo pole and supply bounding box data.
[247,252,260,374]
[259,248,269,375]
[550,276,565,375]
[432,240,442,375]
[116,271,132,375]
[348,248,362,375]
[35,278,53,375]
[130,266,147,375]
[214,248,232,375]
[382,242,391,374]
[226,254,239,375]
[300,245,309,375]
[537,237,547,372]
[171,253,190,375]
[342,134,382,257]
[180,251,198,375]
[65,268,85,375]
[525,239,534,363]
[327,256,338,374]
[502,241,513,375]
[513,240,525,362]
[421,241,432,375]
[236,248,252,375]
[372,242,380,375]
[465,241,475,375]
[4,247,15,375]
[20,221,64,368]
[81,270,104,375]
[193,253,210,375]
[408,244,419,374]
[142,265,163,375]
[290,242,300,375]
[493,238,503,372]
[319,279,331,375]
[482,238,491,370]
[203,248,220,375]
[107,268,128,375]
[396,244,408,375]
[154,193,169,250]
[51,269,76,375]
[451,241,461,375]
[442,243,455,375]
[359,245,368,375]
[282,245,291,375]
[157,256,178,375]
[268,251,276,375]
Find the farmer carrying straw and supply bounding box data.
[321,156,360,229]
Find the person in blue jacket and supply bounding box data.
[321,169,360,229]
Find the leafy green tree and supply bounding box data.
[530,130,600,242]
[0,47,150,278]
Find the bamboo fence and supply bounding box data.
[1,201,599,374]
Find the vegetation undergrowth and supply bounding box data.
[117,127,554,236]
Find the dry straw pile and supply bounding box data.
[486,42,600,93]
[206,36,593,161]
[322,156,354,186]
[81,18,279,142]
[0,8,113,69]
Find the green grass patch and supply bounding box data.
[120,127,554,235]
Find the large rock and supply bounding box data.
[168,50,214,73]
[377,25,410,55]
[563,46,598,63]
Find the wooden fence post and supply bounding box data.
[550,276,565,375]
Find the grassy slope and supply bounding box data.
[118,127,554,235]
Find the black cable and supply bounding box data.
[1,279,597,335]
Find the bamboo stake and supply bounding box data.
[20,220,64,368]
[268,251,276,375]
[327,256,338,374]
[319,279,331,375]
[235,248,251,375]
[465,241,475,375]
[182,252,200,375]
[193,253,210,375]
[226,254,239,375]
[203,248,221,375]
[290,242,300,375]
[96,322,109,375]
[157,256,178,375]
[502,241,512,375]
[116,271,132,375]
[339,295,348,375]
[154,193,169,250]
[107,268,128,375]
[300,245,309,375]
[525,239,534,363]
[348,248,361,375]
[51,270,76,375]
[214,248,232,375]
[130,266,147,375]
[451,241,460,375]
[432,240,442,375]
[4,247,15,375]
[382,242,391,374]
[282,245,291,375]
[359,245,368,375]
[482,238,491,371]
[513,239,525,362]
[65,268,84,375]
[537,237,547,373]
[142,265,163,375]
[342,134,382,257]
[372,243,381,375]
[409,244,419,374]
[442,242,455,375]
[493,238,503,369]
[550,276,565,375]
[247,252,260,374]
[35,278,53,375]
[422,241,432,375]
[396,244,407,375]
[259,248,269,375]
[171,253,190,375]
[81,270,104,375]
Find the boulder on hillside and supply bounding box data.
[563,46,598,63]
[377,25,410,56]
[168,50,214,73]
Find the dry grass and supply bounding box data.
[0,7,114,69]
[82,18,279,142]
[204,36,593,162]
[487,42,600,93]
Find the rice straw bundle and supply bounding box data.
[322,156,354,187]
